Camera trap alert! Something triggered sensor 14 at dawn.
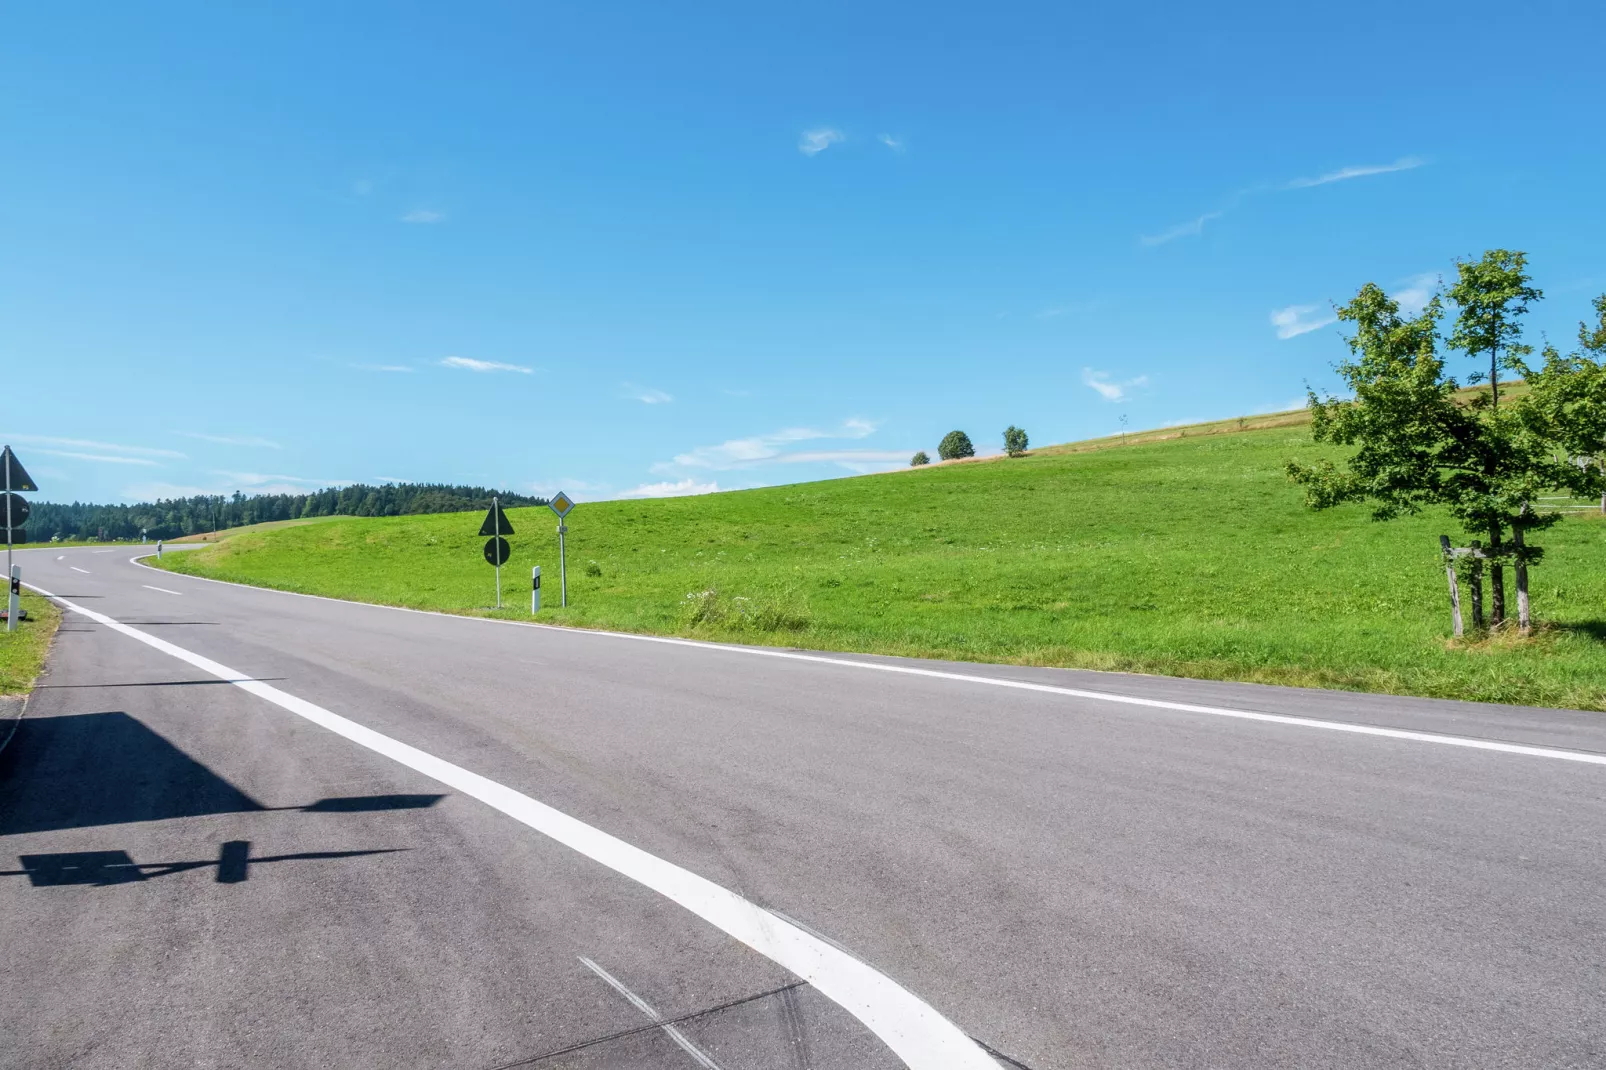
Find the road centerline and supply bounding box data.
[141,584,182,595]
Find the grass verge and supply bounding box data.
[0,590,63,695]
[153,418,1606,710]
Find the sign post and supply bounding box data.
[547,491,575,608]
[2,446,38,633]
[478,498,516,609]
[531,566,541,614]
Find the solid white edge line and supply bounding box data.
[28,580,999,1070]
[141,585,182,595]
[578,956,724,1070]
[126,555,1606,768]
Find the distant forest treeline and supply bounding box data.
[26,484,549,542]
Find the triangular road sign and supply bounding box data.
[1,447,37,492]
[478,501,515,536]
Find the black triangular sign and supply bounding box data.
[1,447,36,492]
[477,501,514,536]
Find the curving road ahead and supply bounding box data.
[2,545,1603,1069]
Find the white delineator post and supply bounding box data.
[7,565,17,633]
[531,565,541,615]
[157,540,163,560]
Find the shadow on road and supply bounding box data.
[0,842,406,887]
[36,678,286,689]
[0,710,444,835]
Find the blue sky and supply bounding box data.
[4,1,1603,505]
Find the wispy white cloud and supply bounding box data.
[878,133,904,152]
[441,356,534,374]
[5,434,184,459]
[1140,211,1224,247]
[773,449,911,472]
[621,478,721,499]
[799,128,844,156]
[176,431,282,449]
[210,470,344,488]
[658,419,879,472]
[529,478,603,499]
[1143,156,1423,247]
[624,384,673,404]
[402,209,446,224]
[1390,272,1440,317]
[1082,369,1149,402]
[1270,303,1337,340]
[1284,156,1424,190]
[35,449,160,466]
[122,481,230,501]
[353,363,414,373]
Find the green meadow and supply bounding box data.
[154,414,1606,710]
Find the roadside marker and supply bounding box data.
[2,445,36,632]
[478,498,516,608]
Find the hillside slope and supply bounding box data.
[155,418,1606,709]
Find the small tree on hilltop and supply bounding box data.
[1003,426,1028,457]
[910,451,930,466]
[938,430,975,460]
[1287,253,1606,633]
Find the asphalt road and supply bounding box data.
[2,545,1603,1069]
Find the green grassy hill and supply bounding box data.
[154,411,1606,710]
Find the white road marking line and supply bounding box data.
[129,554,1606,769]
[92,549,115,554]
[578,957,724,1069]
[142,585,182,595]
[28,581,997,1070]
[69,566,90,574]
[56,555,65,561]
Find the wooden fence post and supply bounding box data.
[1467,540,1485,632]
[1439,536,1463,637]
[1513,511,1531,635]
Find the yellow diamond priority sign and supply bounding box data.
[549,492,575,518]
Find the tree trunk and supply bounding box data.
[1487,521,1505,626]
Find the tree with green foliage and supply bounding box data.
[910,451,930,466]
[1287,255,1606,633]
[1447,250,1542,412]
[938,430,975,460]
[1003,426,1028,457]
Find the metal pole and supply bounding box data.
[5,451,13,633]
[493,496,502,609]
[558,524,567,607]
